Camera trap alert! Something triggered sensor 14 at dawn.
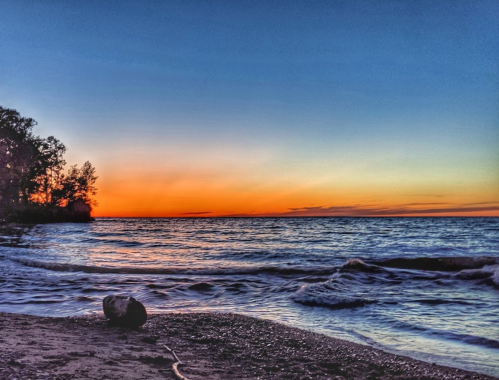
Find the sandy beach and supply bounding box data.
[0,312,495,380]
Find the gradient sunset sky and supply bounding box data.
[1,1,498,217]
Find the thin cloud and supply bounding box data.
[402,202,449,206]
[464,201,499,206]
[279,204,499,217]
[221,203,499,217]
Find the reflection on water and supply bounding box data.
[0,217,498,376]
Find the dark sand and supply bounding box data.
[0,312,495,380]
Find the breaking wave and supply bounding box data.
[293,257,499,311]
[372,256,498,272]
[11,258,336,276]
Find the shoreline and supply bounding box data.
[1,312,496,380]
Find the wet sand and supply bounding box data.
[0,312,495,380]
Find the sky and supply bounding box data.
[1,0,498,217]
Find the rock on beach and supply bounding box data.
[103,295,147,328]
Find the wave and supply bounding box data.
[372,256,498,272]
[11,258,336,276]
[386,318,499,351]
[292,275,377,310]
[364,256,499,289]
[293,294,376,309]
[452,333,499,350]
[456,265,499,288]
[188,282,215,291]
[340,258,383,273]
[2,299,63,305]
[293,257,499,312]
[82,237,145,247]
[412,298,473,306]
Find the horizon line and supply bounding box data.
[92,215,499,219]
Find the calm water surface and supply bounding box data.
[0,218,498,376]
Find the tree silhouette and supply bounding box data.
[52,161,98,209]
[32,136,67,204]
[0,107,38,216]
[0,106,97,222]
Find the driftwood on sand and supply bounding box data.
[164,345,190,380]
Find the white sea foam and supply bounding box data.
[490,265,499,286]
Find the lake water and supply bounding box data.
[1,217,498,376]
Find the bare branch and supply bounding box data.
[164,344,190,380]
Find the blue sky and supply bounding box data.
[1,0,498,216]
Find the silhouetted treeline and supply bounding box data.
[0,106,97,223]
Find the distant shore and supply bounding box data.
[1,312,495,380]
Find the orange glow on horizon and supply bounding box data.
[91,178,499,218]
[93,207,499,218]
[90,153,499,218]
